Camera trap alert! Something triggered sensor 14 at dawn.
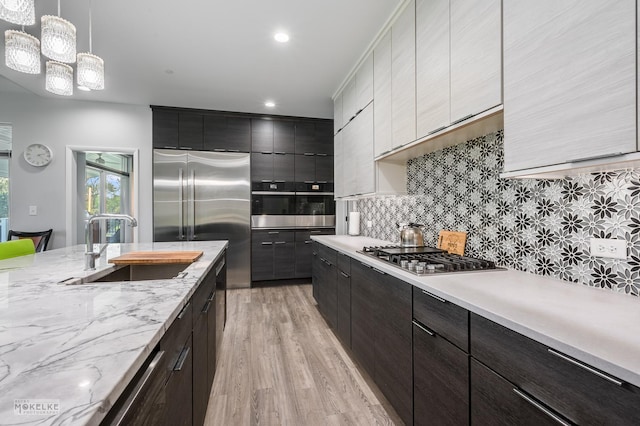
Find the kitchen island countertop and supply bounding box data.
[313,235,640,389]
[0,241,227,425]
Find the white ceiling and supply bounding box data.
[0,0,403,119]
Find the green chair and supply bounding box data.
[0,239,36,260]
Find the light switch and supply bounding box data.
[29,205,37,216]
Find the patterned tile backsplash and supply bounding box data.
[355,130,640,296]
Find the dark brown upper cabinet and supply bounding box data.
[152,109,203,150]
[203,116,251,152]
[295,120,334,155]
[251,119,295,154]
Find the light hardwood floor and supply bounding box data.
[204,284,402,425]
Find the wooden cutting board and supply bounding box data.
[109,251,203,265]
[437,231,467,256]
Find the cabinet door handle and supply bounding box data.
[228,149,240,153]
[316,153,328,157]
[202,300,212,314]
[261,242,273,246]
[304,240,313,244]
[261,179,272,183]
[412,320,435,337]
[547,348,624,386]
[428,126,447,135]
[274,151,286,155]
[340,271,350,278]
[173,346,191,371]
[451,114,474,125]
[421,289,447,303]
[274,241,286,245]
[317,181,328,184]
[177,303,190,319]
[512,388,571,426]
[568,152,624,164]
[261,151,272,155]
[274,180,285,183]
[360,262,372,269]
[213,148,226,152]
[310,230,322,234]
[111,350,165,425]
[372,267,385,275]
[207,291,216,303]
[268,231,280,234]
[304,152,315,156]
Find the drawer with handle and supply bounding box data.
[470,313,640,425]
[413,287,469,352]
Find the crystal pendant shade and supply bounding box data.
[41,15,76,63]
[77,52,104,90]
[46,61,73,96]
[0,0,35,25]
[5,30,40,74]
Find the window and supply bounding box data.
[0,125,10,242]
[84,152,132,243]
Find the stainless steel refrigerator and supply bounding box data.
[153,149,250,288]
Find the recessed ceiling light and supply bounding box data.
[274,32,289,43]
[265,101,276,108]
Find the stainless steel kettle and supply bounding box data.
[397,222,424,247]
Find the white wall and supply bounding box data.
[0,92,152,248]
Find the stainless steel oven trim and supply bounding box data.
[251,191,297,195]
[251,215,336,229]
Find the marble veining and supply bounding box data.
[0,241,227,425]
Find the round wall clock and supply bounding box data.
[24,143,53,167]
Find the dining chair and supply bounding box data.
[0,239,36,260]
[7,229,53,252]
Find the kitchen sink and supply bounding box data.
[61,263,189,285]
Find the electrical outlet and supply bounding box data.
[590,238,626,260]
[29,205,37,216]
[367,220,372,228]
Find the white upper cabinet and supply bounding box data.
[355,103,375,195]
[416,0,450,137]
[333,93,343,135]
[391,0,416,149]
[503,0,636,173]
[342,77,357,126]
[450,0,502,123]
[334,131,344,198]
[356,52,374,112]
[340,118,357,197]
[374,29,393,158]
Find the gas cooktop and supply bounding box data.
[359,245,501,275]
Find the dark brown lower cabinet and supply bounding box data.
[311,242,320,303]
[336,258,351,347]
[373,271,412,426]
[166,334,193,426]
[316,245,337,329]
[349,261,376,375]
[413,321,469,426]
[471,359,559,426]
[349,260,412,425]
[471,313,640,425]
[102,253,227,426]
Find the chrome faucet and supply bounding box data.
[85,213,138,270]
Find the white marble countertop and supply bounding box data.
[0,241,227,425]
[313,235,640,389]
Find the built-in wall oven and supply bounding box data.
[251,192,335,229]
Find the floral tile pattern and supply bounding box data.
[356,130,640,296]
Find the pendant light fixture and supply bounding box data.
[45,60,73,96]
[5,28,40,73]
[0,0,35,25]
[77,0,103,90]
[41,0,76,63]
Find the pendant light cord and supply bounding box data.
[89,0,93,53]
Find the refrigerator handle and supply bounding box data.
[191,169,196,240]
[178,168,185,240]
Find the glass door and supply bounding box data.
[84,153,132,243]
